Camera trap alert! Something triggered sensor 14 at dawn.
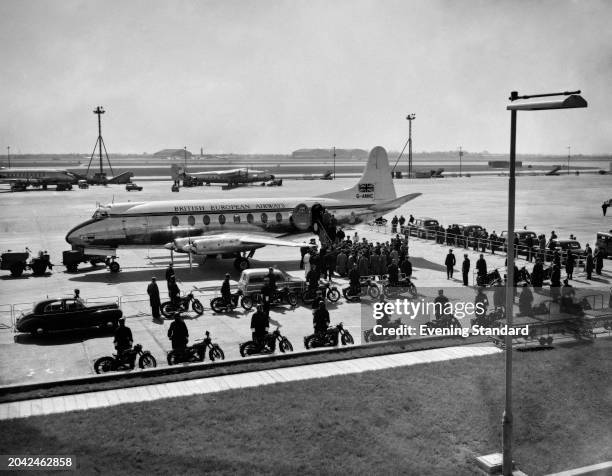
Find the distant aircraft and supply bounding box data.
[298,170,334,180]
[545,166,562,176]
[172,165,274,188]
[413,168,444,179]
[70,171,134,185]
[66,146,421,272]
[0,167,77,191]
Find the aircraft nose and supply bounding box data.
[164,242,176,251]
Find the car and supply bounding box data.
[500,230,540,256]
[237,268,305,298]
[413,217,440,239]
[549,239,584,265]
[77,179,89,189]
[595,231,612,258]
[15,298,122,335]
[126,182,143,191]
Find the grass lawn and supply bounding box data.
[1,339,611,476]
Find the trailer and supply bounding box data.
[62,248,119,273]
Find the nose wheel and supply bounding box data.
[233,257,250,271]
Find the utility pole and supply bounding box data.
[406,114,416,178]
[86,106,114,182]
[459,146,463,177]
[333,146,336,180]
[6,146,10,168]
[184,146,187,171]
[567,145,571,175]
[95,107,104,174]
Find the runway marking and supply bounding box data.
[0,344,501,420]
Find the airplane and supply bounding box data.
[0,167,77,191]
[173,165,275,188]
[65,146,421,272]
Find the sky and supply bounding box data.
[1,0,611,155]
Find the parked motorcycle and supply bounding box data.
[210,291,249,313]
[302,281,341,305]
[363,318,403,342]
[242,288,298,310]
[342,277,380,302]
[161,292,204,318]
[470,307,505,328]
[239,328,294,356]
[381,275,417,299]
[167,331,225,365]
[424,313,462,331]
[94,344,157,373]
[303,322,354,349]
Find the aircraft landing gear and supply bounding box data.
[233,257,250,271]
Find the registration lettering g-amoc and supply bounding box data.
[173,202,287,213]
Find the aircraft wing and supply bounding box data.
[235,233,307,247]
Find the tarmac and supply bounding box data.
[0,175,610,387]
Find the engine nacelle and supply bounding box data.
[166,237,244,255]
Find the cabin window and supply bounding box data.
[276,212,283,223]
[171,216,179,226]
[188,215,195,226]
[203,215,210,225]
[261,213,268,223]
[247,213,254,224]
[233,214,240,224]
[219,214,226,225]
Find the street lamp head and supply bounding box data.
[406,113,416,120]
[506,94,587,111]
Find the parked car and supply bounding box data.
[237,268,305,298]
[595,231,612,259]
[549,239,584,265]
[413,217,440,239]
[77,179,89,189]
[126,182,143,191]
[15,298,122,335]
[500,230,539,256]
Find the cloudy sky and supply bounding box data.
[1,0,611,155]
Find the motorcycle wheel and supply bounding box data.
[407,282,418,299]
[279,337,293,353]
[209,345,225,362]
[94,356,115,374]
[304,334,316,349]
[287,293,298,307]
[301,290,314,304]
[210,298,224,313]
[241,296,253,310]
[363,330,373,343]
[161,302,178,318]
[239,341,258,357]
[139,353,157,369]
[341,331,355,345]
[368,285,381,299]
[192,299,204,315]
[167,351,180,365]
[449,317,462,329]
[327,288,340,303]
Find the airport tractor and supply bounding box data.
[0,248,53,277]
[62,248,121,273]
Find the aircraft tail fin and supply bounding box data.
[318,146,396,201]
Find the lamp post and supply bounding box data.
[406,113,415,178]
[458,146,463,177]
[503,90,587,475]
[6,146,10,168]
[567,145,571,175]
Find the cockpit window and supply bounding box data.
[92,208,110,220]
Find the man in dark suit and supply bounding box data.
[445,249,456,279]
[462,254,470,286]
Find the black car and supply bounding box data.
[15,298,122,335]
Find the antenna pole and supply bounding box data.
[333,146,336,180]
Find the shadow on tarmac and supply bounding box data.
[13,327,115,346]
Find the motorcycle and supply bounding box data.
[161,292,204,318]
[94,344,157,374]
[239,328,294,356]
[242,287,298,310]
[167,331,225,365]
[363,318,403,342]
[304,322,354,349]
[470,307,505,328]
[381,274,417,299]
[210,290,249,313]
[342,277,380,302]
[425,313,462,331]
[302,280,341,305]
